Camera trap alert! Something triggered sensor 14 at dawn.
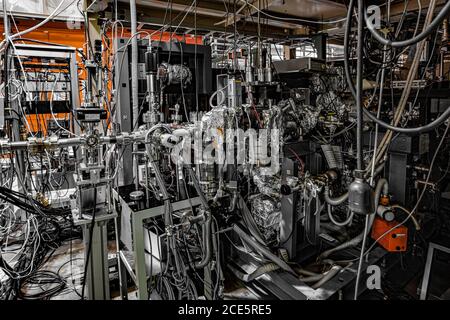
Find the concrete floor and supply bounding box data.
[24,239,85,300]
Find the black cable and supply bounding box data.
[17,270,66,300]
[344,0,450,135]
[0,184,74,300]
[356,0,364,170]
[365,0,450,48]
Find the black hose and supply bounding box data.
[232,224,297,276]
[319,178,388,260]
[363,106,450,134]
[364,1,450,48]
[194,211,212,269]
[356,0,364,170]
[344,0,356,97]
[344,0,450,135]
[186,167,213,269]
[187,166,209,210]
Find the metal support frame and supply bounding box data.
[114,38,133,186]
[383,133,422,205]
[388,152,408,204]
[280,158,298,258]
[420,242,450,300]
[9,43,81,134]
[6,45,25,202]
[113,189,201,300]
[311,33,327,61]
[74,212,116,300]
[302,192,321,247]
[6,43,81,218]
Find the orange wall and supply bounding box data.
[0,19,86,47]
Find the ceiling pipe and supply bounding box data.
[123,0,306,31]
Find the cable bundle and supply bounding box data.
[0,185,75,300]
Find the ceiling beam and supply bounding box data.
[125,0,308,31]
[132,0,228,18]
[219,0,307,29]
[113,4,294,40]
[216,0,263,27]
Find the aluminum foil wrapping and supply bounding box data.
[310,73,325,94]
[201,106,229,142]
[201,106,227,129]
[327,66,347,93]
[316,91,346,119]
[198,106,229,161]
[311,67,349,120]
[299,104,321,133]
[251,196,281,245]
[252,167,281,197]
[159,63,192,86]
[310,66,346,94]
[276,98,320,134]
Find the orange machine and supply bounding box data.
[371,217,408,252]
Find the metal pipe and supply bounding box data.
[195,211,212,269]
[319,178,389,260]
[3,0,9,39]
[369,41,389,185]
[130,0,140,191]
[323,186,349,206]
[185,166,213,269]
[355,0,364,170]
[257,0,264,82]
[232,224,296,276]
[0,132,149,154]
[311,265,342,289]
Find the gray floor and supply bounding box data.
[24,239,85,300]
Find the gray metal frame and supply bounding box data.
[113,189,201,300]
[280,158,298,258]
[6,43,80,217]
[113,38,133,186]
[74,212,116,300]
[11,43,81,134]
[419,242,450,300]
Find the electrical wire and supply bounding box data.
[363,120,450,260]
[345,0,448,136]
[365,0,450,48]
[239,0,347,25]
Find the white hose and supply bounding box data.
[319,178,389,259]
[391,204,421,231]
[327,205,354,226]
[311,265,342,289]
